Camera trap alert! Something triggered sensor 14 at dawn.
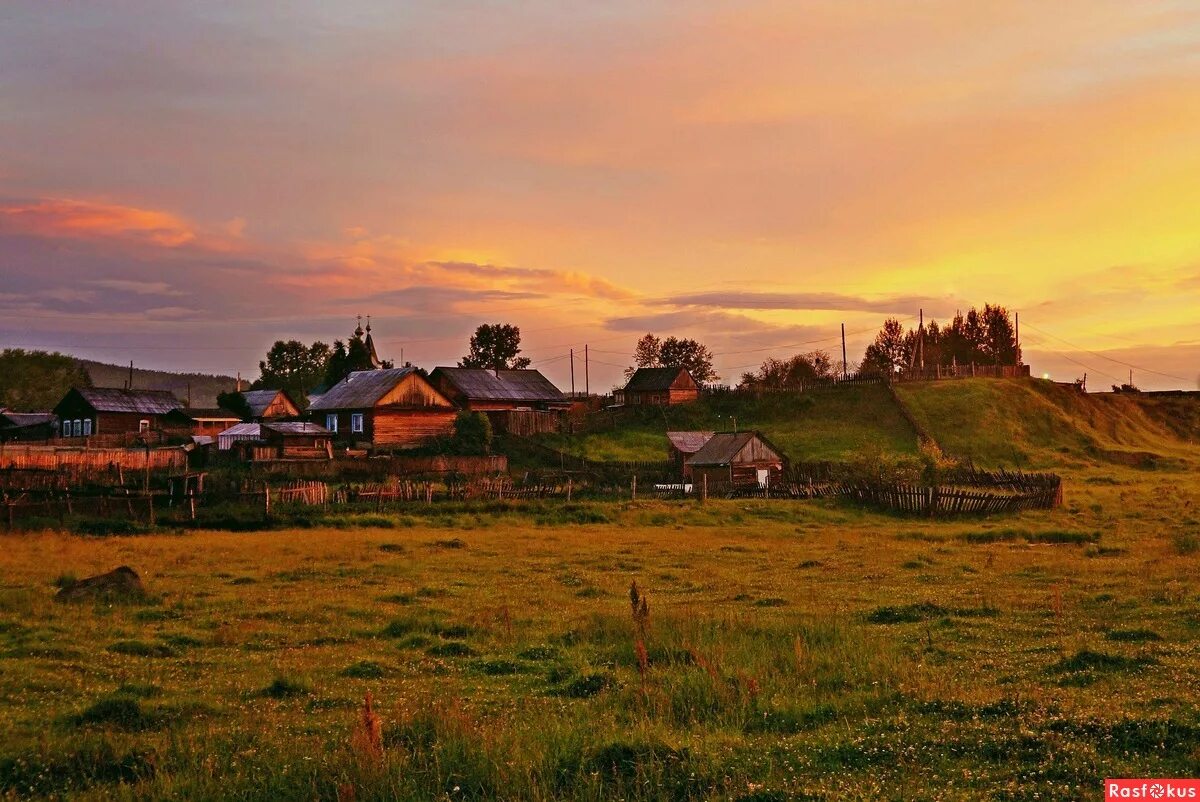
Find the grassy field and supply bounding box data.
[540,384,919,463]
[3,460,1200,801]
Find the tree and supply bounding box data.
[0,349,92,411]
[980,304,1018,365]
[625,333,662,379]
[324,340,349,387]
[657,337,718,383]
[459,324,531,371]
[739,351,832,389]
[450,410,493,455]
[255,340,330,402]
[216,391,253,420]
[860,318,907,375]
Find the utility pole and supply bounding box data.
[128,360,134,390]
[918,308,924,371]
[585,344,589,396]
[1014,312,1020,365]
[841,323,848,381]
[570,349,575,397]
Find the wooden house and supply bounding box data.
[240,389,301,420]
[217,422,262,451]
[686,431,786,494]
[52,387,181,438]
[621,367,700,406]
[0,410,57,442]
[260,422,333,459]
[308,367,456,449]
[666,431,714,479]
[163,407,243,438]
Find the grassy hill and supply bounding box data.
[539,383,920,463]
[79,360,237,408]
[895,378,1199,468]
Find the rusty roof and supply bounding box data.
[63,387,181,415]
[431,368,565,403]
[666,431,714,454]
[308,367,422,411]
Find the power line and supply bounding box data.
[1021,321,1191,383]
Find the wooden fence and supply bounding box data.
[0,444,188,480]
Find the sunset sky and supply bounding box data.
[2,2,1199,391]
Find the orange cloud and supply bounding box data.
[0,198,196,247]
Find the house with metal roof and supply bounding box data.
[52,387,181,438]
[666,431,714,478]
[308,367,456,449]
[429,368,568,412]
[686,430,786,493]
[240,388,301,420]
[620,367,700,406]
[0,410,57,442]
[217,422,262,451]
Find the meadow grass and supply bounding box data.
[2,458,1199,800]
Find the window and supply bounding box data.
[62,420,71,438]
[82,419,92,436]
[139,419,149,433]
[73,419,83,437]
[326,413,338,433]
[351,413,364,433]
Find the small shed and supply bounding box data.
[0,411,57,442]
[240,389,301,420]
[666,431,714,478]
[622,367,699,406]
[429,368,569,412]
[217,422,262,451]
[686,431,786,494]
[260,422,333,459]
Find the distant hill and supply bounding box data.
[79,360,238,408]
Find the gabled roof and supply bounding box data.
[624,367,694,392]
[431,368,565,403]
[308,367,425,410]
[240,388,297,418]
[60,387,181,415]
[263,421,331,436]
[0,411,56,428]
[666,431,714,454]
[686,430,784,467]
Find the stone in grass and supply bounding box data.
[55,566,146,603]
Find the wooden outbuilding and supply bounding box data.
[429,368,568,411]
[0,410,57,442]
[240,388,301,420]
[260,422,333,459]
[666,431,714,479]
[217,422,262,451]
[686,431,786,494]
[52,387,181,438]
[621,367,700,406]
[163,407,243,438]
[308,367,457,449]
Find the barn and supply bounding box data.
[0,411,57,442]
[429,368,568,435]
[621,367,700,406]
[240,388,301,420]
[308,367,457,449]
[686,431,786,494]
[666,431,714,479]
[52,387,181,438]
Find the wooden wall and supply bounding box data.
[372,409,456,448]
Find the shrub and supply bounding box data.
[1172,530,1200,556]
[341,660,388,679]
[260,676,309,698]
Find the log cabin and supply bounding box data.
[260,422,333,459]
[621,367,700,406]
[240,388,301,420]
[52,387,181,438]
[686,431,786,494]
[308,367,456,449]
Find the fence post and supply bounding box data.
[147,493,155,527]
[188,491,196,521]
[264,483,271,518]
[631,475,637,500]
[701,474,707,505]
[567,478,572,502]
